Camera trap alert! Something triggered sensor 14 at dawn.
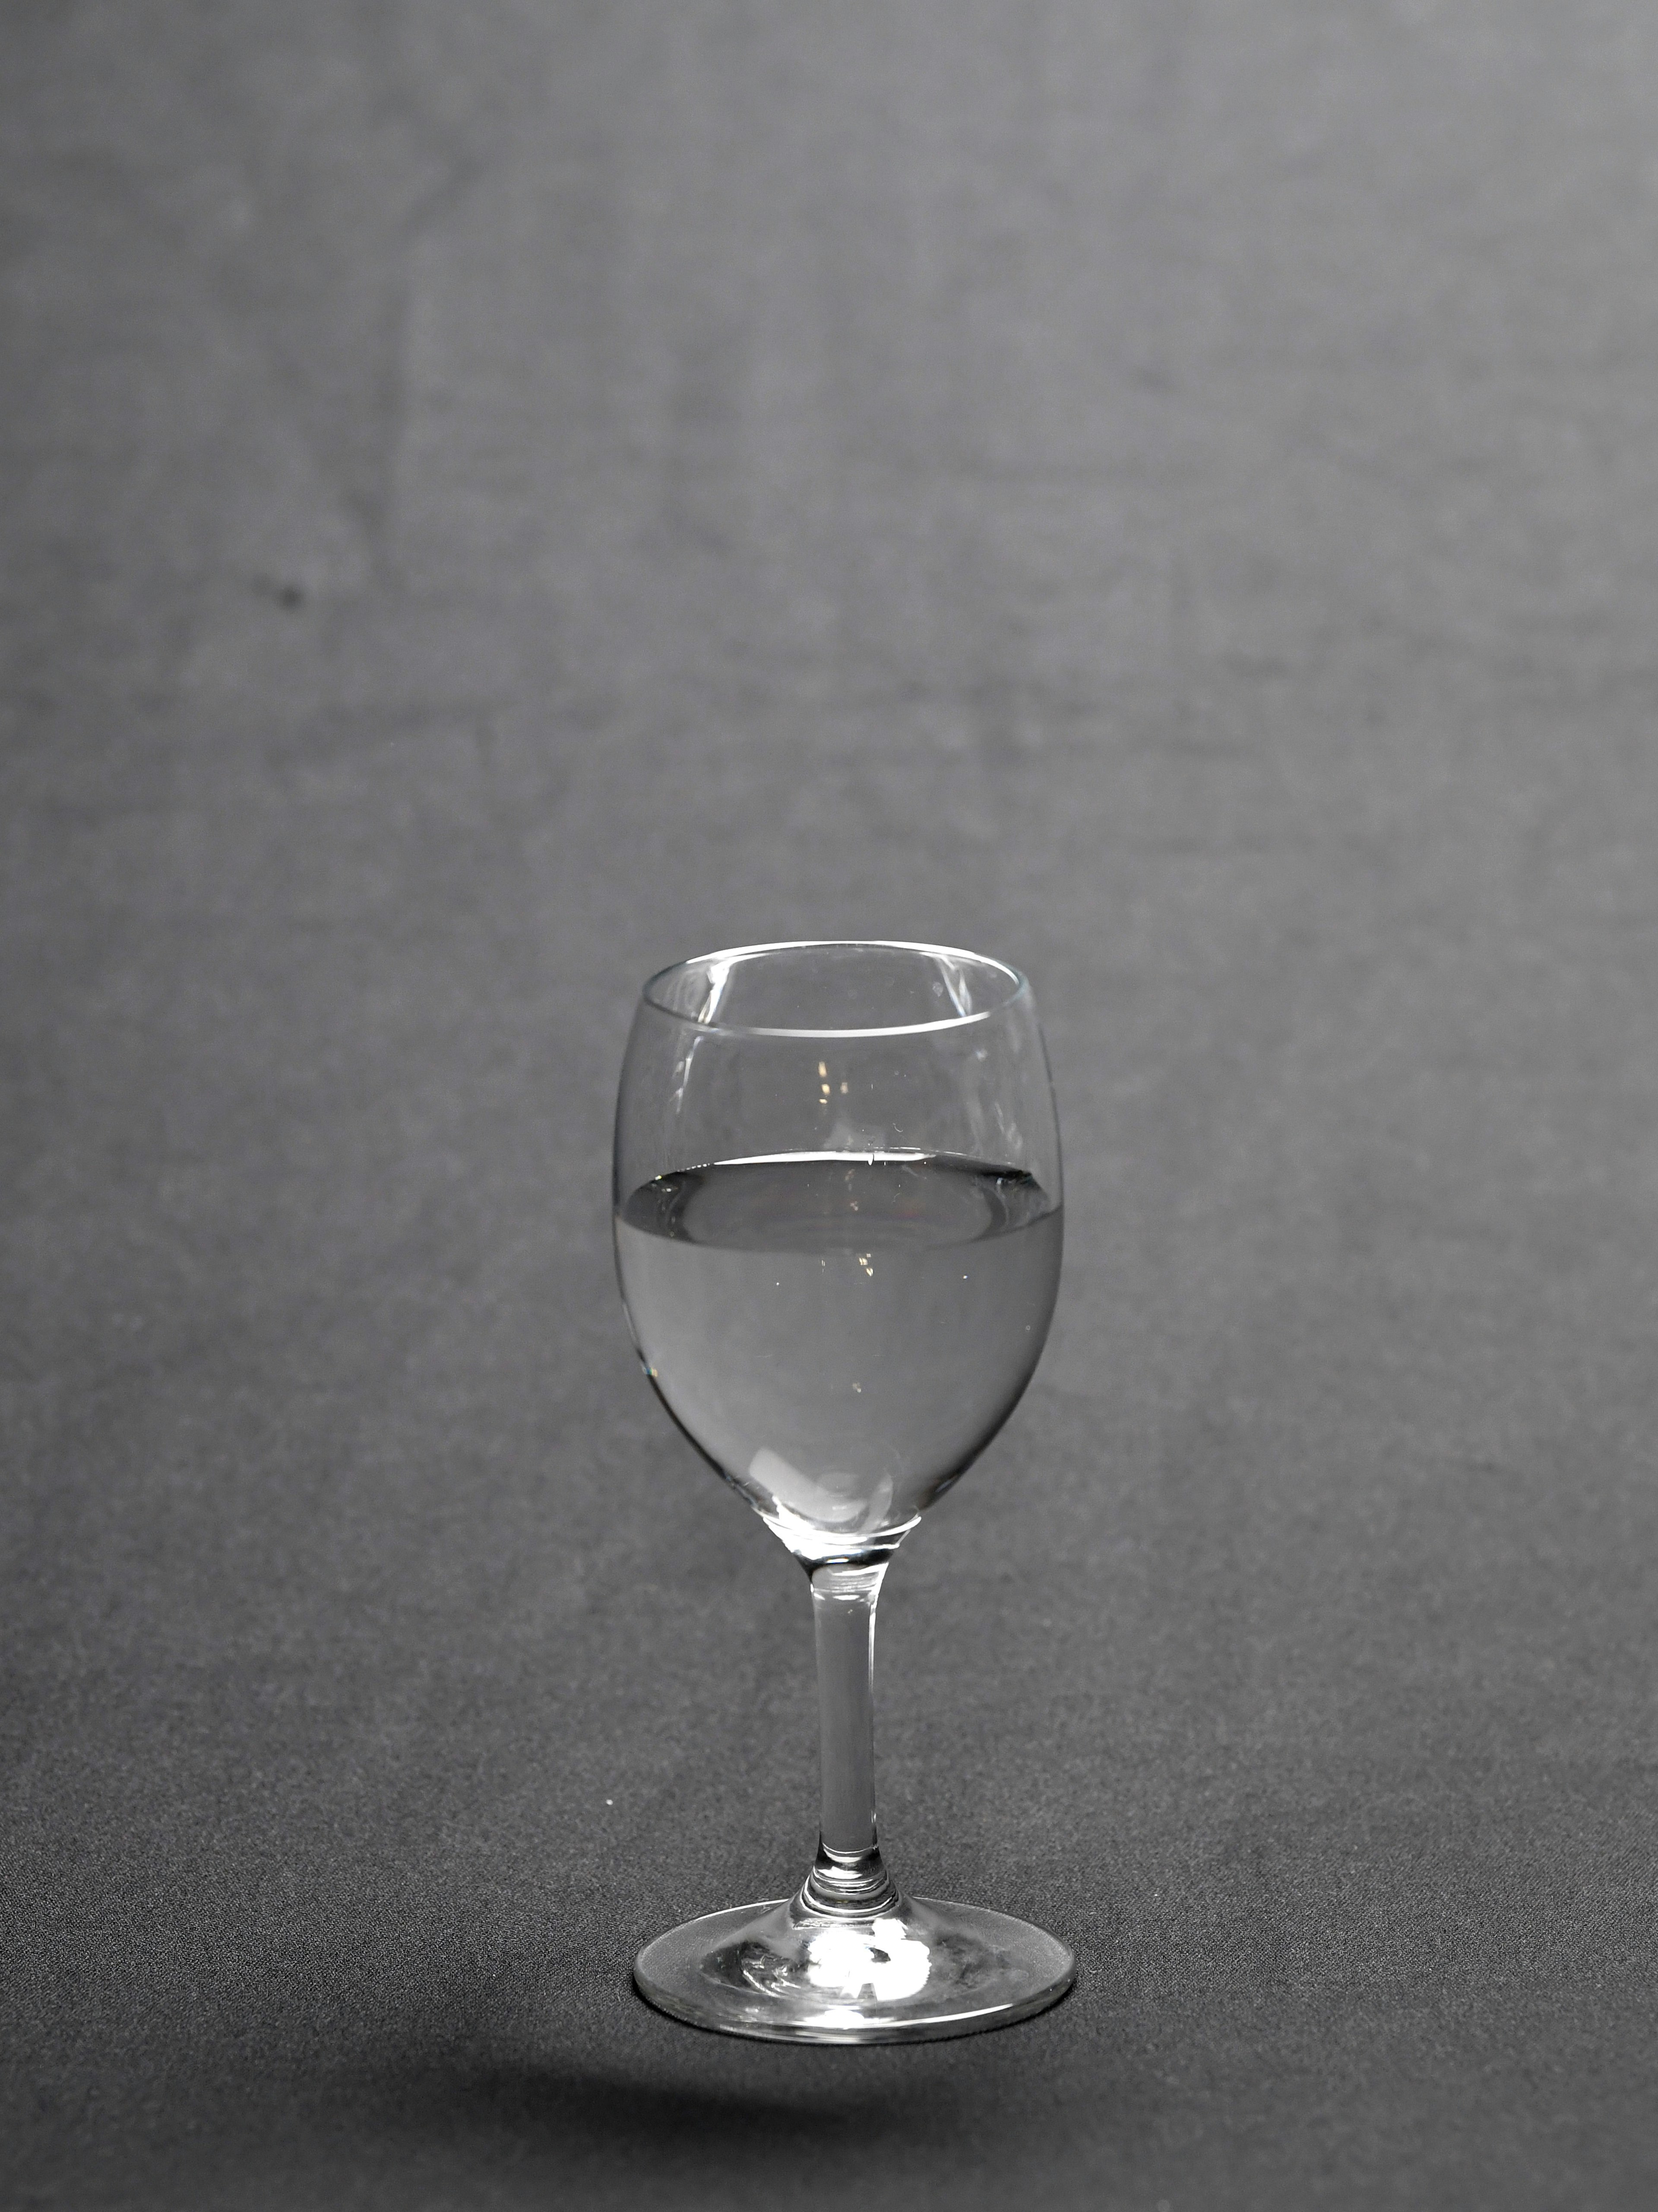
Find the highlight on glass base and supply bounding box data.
[636,1890,1073,2045]
[613,943,1074,2045]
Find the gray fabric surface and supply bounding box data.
[4,2,1657,2205]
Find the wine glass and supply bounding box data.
[613,940,1072,2042]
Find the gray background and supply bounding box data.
[4,1,1657,2205]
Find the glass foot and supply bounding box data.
[634,1890,1075,2045]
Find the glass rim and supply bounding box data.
[639,939,1030,1040]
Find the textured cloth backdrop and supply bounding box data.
[3,2,1656,2206]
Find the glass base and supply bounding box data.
[634,1890,1075,2045]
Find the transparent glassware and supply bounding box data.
[613,941,1073,2042]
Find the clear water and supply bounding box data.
[614,1153,1062,1559]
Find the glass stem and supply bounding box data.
[801,1558,900,1918]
